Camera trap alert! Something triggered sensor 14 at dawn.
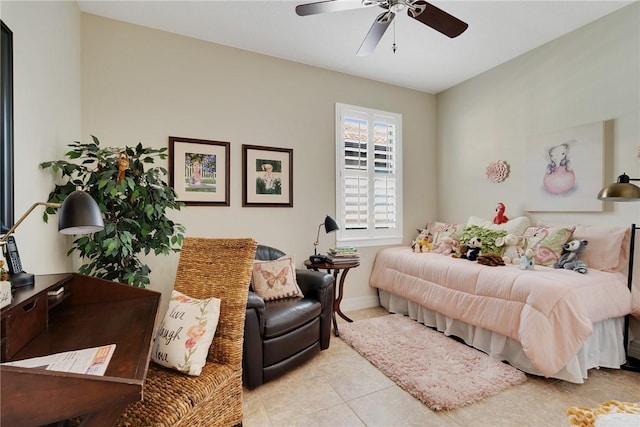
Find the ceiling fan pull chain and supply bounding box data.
[392,18,397,53]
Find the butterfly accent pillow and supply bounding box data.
[252,256,303,301]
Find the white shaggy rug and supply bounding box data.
[339,314,527,411]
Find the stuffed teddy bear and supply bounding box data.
[412,229,432,253]
[553,239,588,273]
[477,254,505,266]
[495,233,526,265]
[432,236,458,255]
[460,236,482,261]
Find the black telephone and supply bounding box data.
[309,255,329,264]
[5,235,24,275]
[2,235,34,287]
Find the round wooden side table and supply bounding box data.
[304,259,360,337]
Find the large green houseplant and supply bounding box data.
[40,136,185,288]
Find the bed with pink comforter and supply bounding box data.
[370,246,638,383]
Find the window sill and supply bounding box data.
[336,236,402,248]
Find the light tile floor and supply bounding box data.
[243,307,639,427]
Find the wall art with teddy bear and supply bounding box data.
[524,120,605,212]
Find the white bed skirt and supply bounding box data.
[378,290,626,384]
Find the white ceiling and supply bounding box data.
[76,0,635,94]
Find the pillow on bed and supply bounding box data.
[523,225,575,267]
[466,215,531,236]
[459,225,507,256]
[571,225,629,272]
[426,221,465,246]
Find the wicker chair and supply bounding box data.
[113,237,257,427]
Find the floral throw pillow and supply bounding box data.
[151,290,221,376]
[523,225,575,267]
[427,221,465,246]
[252,256,303,301]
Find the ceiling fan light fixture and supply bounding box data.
[390,1,406,13]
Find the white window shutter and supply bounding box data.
[336,103,402,247]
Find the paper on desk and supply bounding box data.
[1,344,116,376]
[0,281,11,309]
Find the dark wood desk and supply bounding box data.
[0,273,160,427]
[304,259,359,337]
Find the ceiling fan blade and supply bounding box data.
[296,0,364,16]
[408,1,468,38]
[357,11,395,56]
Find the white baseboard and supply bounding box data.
[340,295,380,313]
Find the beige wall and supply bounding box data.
[436,2,640,343]
[436,3,640,228]
[1,1,81,274]
[80,14,437,313]
[5,1,638,320]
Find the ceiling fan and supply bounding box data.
[295,0,468,56]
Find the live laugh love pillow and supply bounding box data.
[151,289,221,376]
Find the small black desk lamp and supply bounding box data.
[597,173,640,372]
[0,190,104,288]
[310,215,339,263]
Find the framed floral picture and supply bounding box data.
[169,136,230,206]
[242,145,293,207]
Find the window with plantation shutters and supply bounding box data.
[335,103,402,247]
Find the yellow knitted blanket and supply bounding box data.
[567,400,640,426]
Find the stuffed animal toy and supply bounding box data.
[412,229,432,253]
[452,245,466,259]
[411,228,425,251]
[495,233,526,264]
[477,254,505,266]
[460,236,482,261]
[520,252,535,270]
[432,236,458,256]
[493,202,509,225]
[414,236,432,253]
[553,239,589,273]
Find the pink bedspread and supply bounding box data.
[369,247,634,377]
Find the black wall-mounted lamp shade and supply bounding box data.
[58,190,104,235]
[597,173,640,201]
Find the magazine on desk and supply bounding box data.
[1,344,116,376]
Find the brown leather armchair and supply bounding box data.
[242,245,335,389]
